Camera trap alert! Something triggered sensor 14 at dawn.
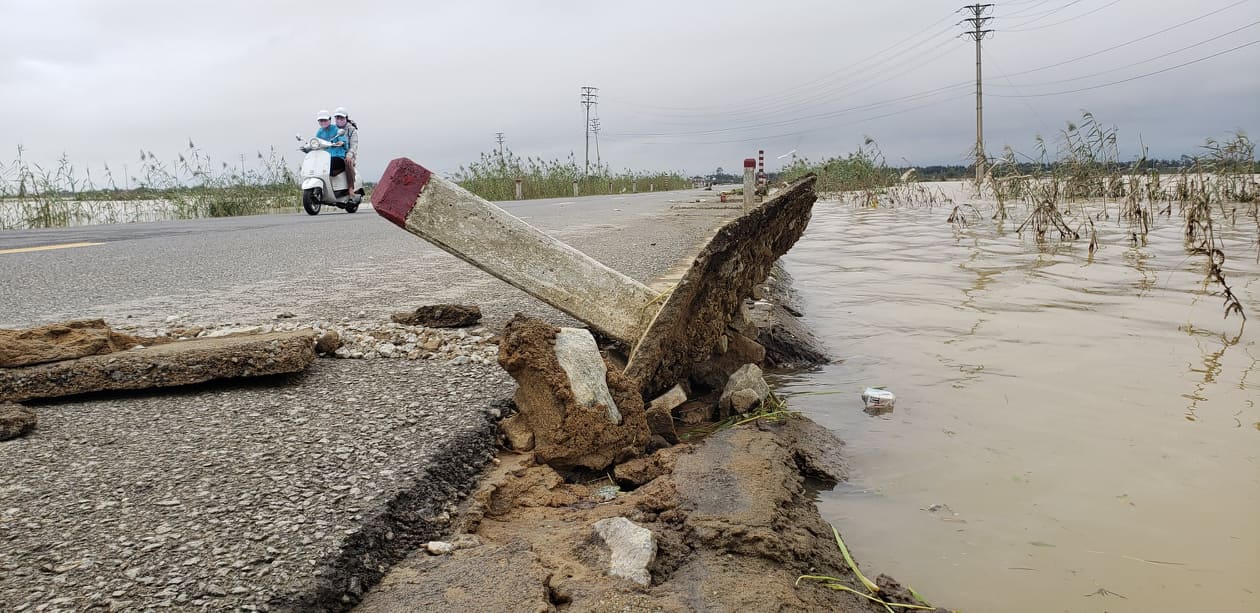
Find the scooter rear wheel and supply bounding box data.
[302,188,322,216]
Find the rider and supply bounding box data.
[314,109,348,179]
[333,107,359,194]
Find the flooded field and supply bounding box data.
[779,192,1259,612]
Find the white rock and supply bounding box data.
[593,517,656,587]
[425,541,455,555]
[554,328,620,424]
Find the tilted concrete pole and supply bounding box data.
[373,159,659,345]
[743,158,756,211]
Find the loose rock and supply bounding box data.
[718,363,770,417]
[0,402,37,441]
[390,304,482,328]
[592,517,656,587]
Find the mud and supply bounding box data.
[497,314,649,471]
[360,417,944,613]
[390,304,482,328]
[0,318,170,368]
[625,175,818,397]
[0,330,318,403]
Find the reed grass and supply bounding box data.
[792,113,1257,320]
[0,142,297,229]
[451,148,690,201]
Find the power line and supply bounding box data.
[999,0,1250,77]
[1004,0,1124,32]
[606,81,972,138]
[994,20,1260,87]
[1004,0,1089,28]
[989,38,1260,97]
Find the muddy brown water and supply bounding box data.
[778,197,1259,612]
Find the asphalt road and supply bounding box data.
[0,188,731,330]
[0,186,738,611]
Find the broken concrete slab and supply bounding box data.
[592,517,657,587]
[373,157,817,396]
[0,319,169,368]
[0,331,317,403]
[390,304,482,328]
[497,315,648,471]
[624,177,817,397]
[0,402,37,441]
[645,404,680,445]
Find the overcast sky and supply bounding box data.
[3,0,1258,183]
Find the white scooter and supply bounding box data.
[297,131,363,215]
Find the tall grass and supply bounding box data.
[451,148,690,201]
[0,142,297,229]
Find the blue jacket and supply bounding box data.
[316,124,348,158]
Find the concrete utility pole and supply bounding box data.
[495,132,505,156]
[581,86,598,175]
[962,4,993,186]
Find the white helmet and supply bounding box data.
[333,107,349,118]
[316,110,331,121]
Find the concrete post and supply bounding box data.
[632,180,637,193]
[373,159,659,345]
[573,180,579,197]
[649,183,654,192]
[515,178,523,200]
[743,158,756,211]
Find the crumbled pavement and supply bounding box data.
[0,358,513,611]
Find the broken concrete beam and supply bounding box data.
[554,328,621,424]
[373,159,658,345]
[0,319,169,368]
[1,402,37,441]
[497,315,648,470]
[374,157,818,397]
[0,331,317,403]
[390,304,482,328]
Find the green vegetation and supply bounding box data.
[451,148,690,201]
[0,142,297,229]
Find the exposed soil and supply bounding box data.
[357,416,945,612]
[0,318,170,368]
[497,314,649,471]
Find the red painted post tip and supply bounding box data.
[372,158,433,228]
[743,158,756,168]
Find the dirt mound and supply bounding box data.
[364,416,947,613]
[497,314,649,471]
[0,319,170,368]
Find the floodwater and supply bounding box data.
[778,192,1259,612]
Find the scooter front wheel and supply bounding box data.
[302,188,322,215]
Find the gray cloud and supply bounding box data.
[3,0,1257,184]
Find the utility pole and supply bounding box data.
[580,86,598,175]
[495,132,505,156]
[590,118,601,171]
[962,4,993,187]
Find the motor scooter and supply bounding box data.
[296,131,363,215]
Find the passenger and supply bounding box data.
[333,107,360,194]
